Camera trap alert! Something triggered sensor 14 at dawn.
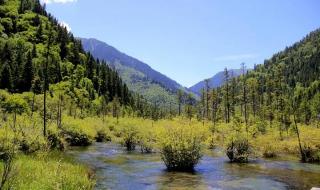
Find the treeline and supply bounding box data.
[181,28,320,138]
[0,0,188,120]
[0,0,148,114]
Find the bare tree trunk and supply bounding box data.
[43,29,52,137]
[293,114,305,162]
[43,88,47,137]
[31,92,35,117]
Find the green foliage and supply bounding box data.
[159,124,206,171]
[0,153,94,190]
[16,137,45,154]
[120,125,138,151]
[263,144,277,158]
[95,130,111,143]
[47,131,66,151]
[226,136,251,163]
[0,0,133,110]
[0,63,13,91]
[1,94,29,114]
[62,129,92,147]
[301,144,320,163]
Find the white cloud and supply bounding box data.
[59,21,71,32]
[213,53,258,62]
[41,0,77,4]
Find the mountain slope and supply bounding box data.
[0,0,132,105]
[80,38,192,104]
[189,69,244,95]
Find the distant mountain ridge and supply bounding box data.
[80,38,183,91]
[80,38,193,104]
[189,69,245,95]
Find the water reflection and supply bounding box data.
[68,143,320,190]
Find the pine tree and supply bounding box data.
[211,88,219,129]
[71,42,80,66]
[0,63,13,91]
[205,79,210,119]
[36,22,43,42]
[241,63,248,128]
[185,93,194,121]
[32,43,37,58]
[33,14,41,27]
[21,51,34,91]
[223,68,230,123]
[177,89,183,116]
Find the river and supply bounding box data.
[68,143,320,190]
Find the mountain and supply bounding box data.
[0,0,133,105]
[80,38,193,104]
[189,69,244,95]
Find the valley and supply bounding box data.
[0,0,320,189]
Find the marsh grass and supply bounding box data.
[1,109,320,189]
[158,123,207,171]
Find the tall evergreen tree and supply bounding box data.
[0,63,13,91]
[223,68,230,123]
[21,51,34,91]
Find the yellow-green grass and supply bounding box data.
[0,152,95,190]
[1,112,320,189]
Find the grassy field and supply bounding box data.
[1,112,320,189]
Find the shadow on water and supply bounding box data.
[67,143,320,190]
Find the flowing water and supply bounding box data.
[68,143,320,190]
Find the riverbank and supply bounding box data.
[69,142,320,190]
[0,152,94,190]
[1,115,320,189]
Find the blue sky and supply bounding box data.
[44,0,320,87]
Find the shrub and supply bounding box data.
[62,130,92,146]
[108,124,115,132]
[301,144,320,163]
[159,125,206,171]
[0,143,15,190]
[226,137,251,163]
[206,134,218,149]
[138,129,155,153]
[121,125,138,151]
[263,144,277,158]
[95,130,111,142]
[255,120,267,135]
[47,132,66,151]
[16,137,47,154]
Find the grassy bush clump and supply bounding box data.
[62,130,93,146]
[263,144,277,158]
[121,125,138,151]
[0,143,16,190]
[226,136,251,163]
[159,124,207,171]
[206,134,218,149]
[137,128,156,153]
[301,144,320,163]
[95,130,111,142]
[47,132,66,151]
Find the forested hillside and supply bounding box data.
[0,0,132,106]
[195,29,320,153]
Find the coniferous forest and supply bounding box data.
[0,0,320,189]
